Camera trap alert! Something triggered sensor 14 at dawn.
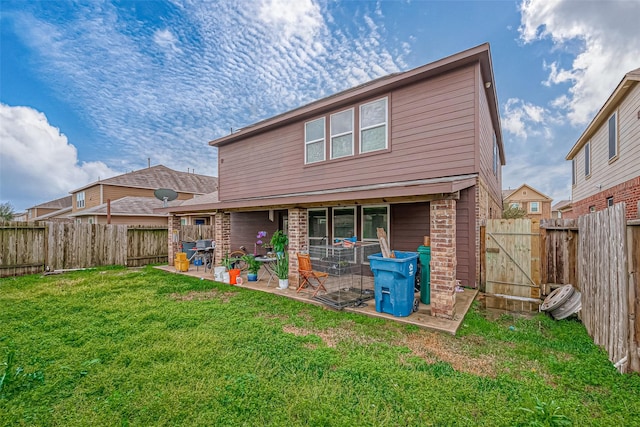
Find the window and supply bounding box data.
[607,197,614,207]
[330,109,353,159]
[308,209,328,246]
[589,205,596,213]
[584,142,591,176]
[571,159,576,186]
[180,218,187,225]
[88,218,93,224]
[608,112,617,160]
[305,117,325,164]
[529,202,540,213]
[360,98,388,153]
[76,192,85,208]
[509,202,520,209]
[362,206,389,241]
[493,133,499,175]
[332,207,355,239]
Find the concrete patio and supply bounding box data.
[155,264,477,335]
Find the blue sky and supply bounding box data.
[1,0,639,211]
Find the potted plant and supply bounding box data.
[220,253,240,285]
[273,251,289,289]
[242,254,262,282]
[270,229,288,257]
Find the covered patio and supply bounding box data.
[155,263,477,335]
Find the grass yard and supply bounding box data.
[1,266,639,426]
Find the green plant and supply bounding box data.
[242,254,262,275]
[273,251,289,279]
[519,397,572,426]
[503,203,527,219]
[220,253,234,270]
[270,229,288,253]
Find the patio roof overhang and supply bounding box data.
[157,174,477,215]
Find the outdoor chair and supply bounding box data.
[296,253,328,297]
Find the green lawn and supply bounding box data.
[1,266,638,426]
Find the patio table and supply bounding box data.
[255,256,277,286]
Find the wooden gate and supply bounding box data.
[482,219,541,311]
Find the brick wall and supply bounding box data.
[168,215,181,265]
[214,212,231,264]
[430,199,457,319]
[287,208,307,280]
[570,176,640,220]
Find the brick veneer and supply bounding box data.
[214,212,231,265]
[430,199,457,319]
[287,208,307,281]
[570,176,640,220]
[168,215,181,265]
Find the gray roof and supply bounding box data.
[30,195,73,210]
[552,200,572,210]
[32,206,72,220]
[70,165,218,194]
[177,191,219,206]
[69,196,182,217]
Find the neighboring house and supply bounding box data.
[566,68,640,220]
[163,43,505,320]
[551,199,573,219]
[25,195,73,222]
[69,165,217,225]
[502,184,552,220]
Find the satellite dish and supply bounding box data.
[154,188,178,207]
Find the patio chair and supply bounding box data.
[296,253,328,297]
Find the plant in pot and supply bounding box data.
[242,254,261,282]
[273,251,289,289]
[270,229,288,258]
[220,253,240,285]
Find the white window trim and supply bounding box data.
[584,141,591,177]
[608,111,618,160]
[493,133,498,175]
[76,192,85,209]
[359,97,388,154]
[330,108,354,160]
[529,202,540,213]
[361,205,389,242]
[304,117,326,164]
[307,208,328,244]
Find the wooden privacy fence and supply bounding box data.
[0,222,170,277]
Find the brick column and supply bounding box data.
[168,214,181,265]
[430,199,457,319]
[287,208,307,280]
[214,212,231,266]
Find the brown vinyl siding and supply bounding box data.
[390,203,430,251]
[478,71,502,204]
[96,216,167,226]
[230,211,287,252]
[219,65,478,201]
[456,187,475,287]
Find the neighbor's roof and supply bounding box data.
[70,165,218,194]
[552,200,572,211]
[32,206,72,221]
[29,195,72,210]
[566,68,640,160]
[209,43,505,165]
[502,183,552,201]
[69,196,182,217]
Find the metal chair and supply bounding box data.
[296,253,328,297]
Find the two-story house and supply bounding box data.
[566,68,640,220]
[503,184,552,220]
[25,195,73,222]
[69,165,218,225]
[164,43,505,319]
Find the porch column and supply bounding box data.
[168,214,181,265]
[287,208,307,280]
[430,199,457,319]
[214,212,231,266]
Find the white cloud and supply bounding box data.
[0,104,119,210]
[502,98,556,140]
[519,0,640,125]
[258,0,323,44]
[153,29,182,55]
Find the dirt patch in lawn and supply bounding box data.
[283,325,497,377]
[170,289,235,303]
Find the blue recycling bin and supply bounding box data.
[368,251,418,317]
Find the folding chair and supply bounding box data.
[296,253,329,297]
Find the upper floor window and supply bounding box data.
[360,98,388,153]
[571,159,576,186]
[76,192,85,208]
[608,112,618,160]
[305,117,325,164]
[330,109,354,159]
[584,142,591,177]
[529,202,540,213]
[509,202,520,209]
